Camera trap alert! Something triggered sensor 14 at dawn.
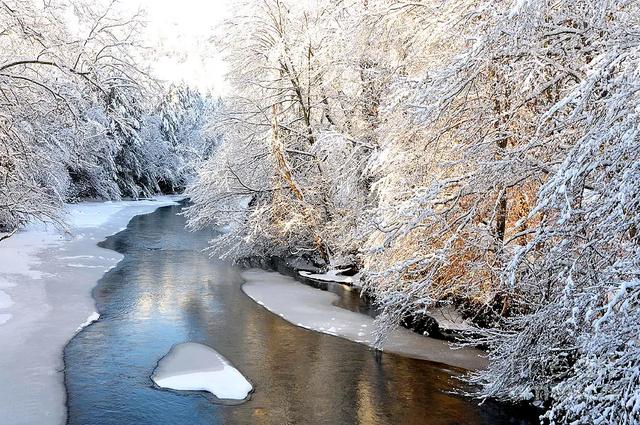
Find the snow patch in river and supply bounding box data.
[152,343,252,401]
[241,269,486,370]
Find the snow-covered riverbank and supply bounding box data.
[0,197,181,425]
[241,269,487,370]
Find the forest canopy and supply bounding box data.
[0,0,216,233]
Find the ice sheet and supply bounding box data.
[152,342,252,401]
[241,269,486,370]
[0,196,181,425]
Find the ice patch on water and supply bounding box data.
[152,342,252,401]
[241,269,486,370]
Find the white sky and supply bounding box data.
[120,0,232,95]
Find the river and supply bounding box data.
[63,202,538,425]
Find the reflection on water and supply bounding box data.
[64,203,538,425]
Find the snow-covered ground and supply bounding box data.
[152,343,252,401]
[299,269,361,286]
[299,270,472,332]
[241,270,487,370]
[0,197,180,425]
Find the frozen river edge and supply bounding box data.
[241,269,487,370]
[0,197,181,425]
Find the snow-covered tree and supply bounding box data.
[188,0,429,272]
[157,84,218,190]
[186,0,380,265]
[0,0,213,233]
[358,0,640,422]
[0,0,88,229]
[464,2,640,422]
[185,0,640,421]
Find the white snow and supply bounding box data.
[241,269,487,370]
[75,312,100,333]
[0,196,181,425]
[66,263,106,269]
[0,289,14,309]
[66,199,179,228]
[152,342,252,400]
[299,269,362,286]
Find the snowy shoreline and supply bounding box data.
[241,269,487,370]
[0,197,181,425]
[247,256,476,343]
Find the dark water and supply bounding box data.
[64,204,538,425]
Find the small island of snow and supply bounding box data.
[151,343,252,401]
